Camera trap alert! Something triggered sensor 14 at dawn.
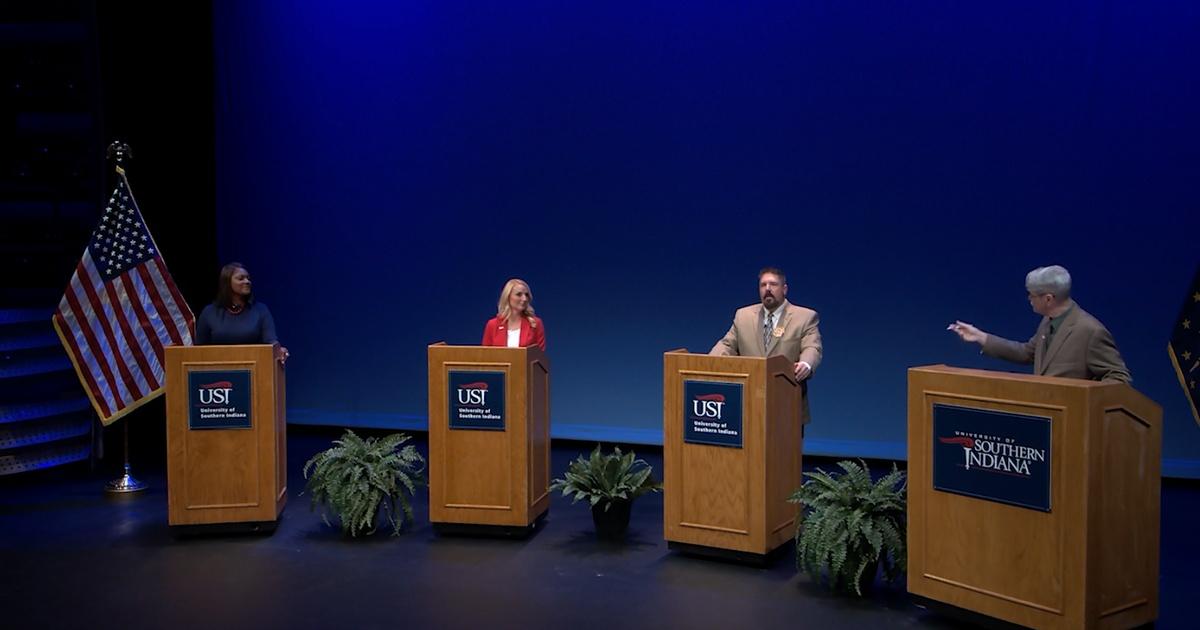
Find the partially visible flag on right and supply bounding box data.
[1169,264,1200,427]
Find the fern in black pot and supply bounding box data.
[788,460,906,595]
[302,430,426,537]
[549,445,661,540]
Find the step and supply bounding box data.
[0,354,72,379]
[0,397,90,424]
[0,330,59,352]
[0,308,51,325]
[0,287,61,307]
[0,439,90,476]
[0,371,88,404]
[0,414,90,450]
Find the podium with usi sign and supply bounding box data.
[662,350,802,561]
[907,365,1161,630]
[427,343,550,533]
[164,344,287,529]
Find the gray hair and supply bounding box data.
[1025,265,1071,299]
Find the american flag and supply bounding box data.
[52,167,195,425]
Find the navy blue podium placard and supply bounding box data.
[932,404,1052,512]
[188,370,253,430]
[683,380,744,448]
[448,370,506,431]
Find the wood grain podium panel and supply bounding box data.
[428,344,549,528]
[1091,392,1161,628]
[165,344,287,527]
[764,372,801,544]
[918,393,1070,615]
[182,368,262,508]
[274,370,287,506]
[664,351,800,556]
[527,359,551,512]
[908,365,1160,630]
[680,437,752,537]
[443,425,513,510]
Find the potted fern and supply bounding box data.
[787,460,906,596]
[302,430,426,537]
[549,445,662,539]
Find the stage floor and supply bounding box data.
[1,426,1195,629]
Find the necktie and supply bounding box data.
[763,314,772,350]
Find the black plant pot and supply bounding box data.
[591,499,632,540]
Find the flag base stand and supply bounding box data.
[104,423,147,493]
[105,463,147,493]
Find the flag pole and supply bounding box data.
[105,421,146,493]
[102,140,147,494]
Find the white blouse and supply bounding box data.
[507,327,521,348]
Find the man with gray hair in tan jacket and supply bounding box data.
[947,265,1131,383]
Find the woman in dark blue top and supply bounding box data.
[195,262,289,364]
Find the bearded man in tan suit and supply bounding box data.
[711,267,823,424]
[948,265,1131,383]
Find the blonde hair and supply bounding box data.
[496,278,537,327]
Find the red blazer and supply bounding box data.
[481,315,546,351]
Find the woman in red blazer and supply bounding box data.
[481,278,546,350]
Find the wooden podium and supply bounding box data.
[427,344,550,533]
[165,344,287,529]
[663,350,802,560]
[908,365,1161,629]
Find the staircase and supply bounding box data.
[0,3,102,475]
[0,303,94,474]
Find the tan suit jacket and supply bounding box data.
[710,300,823,423]
[982,302,1131,383]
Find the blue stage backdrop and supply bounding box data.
[211,1,1200,476]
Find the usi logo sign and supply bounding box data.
[198,380,233,405]
[188,370,252,430]
[457,381,489,405]
[683,380,743,448]
[692,393,726,418]
[448,371,505,430]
